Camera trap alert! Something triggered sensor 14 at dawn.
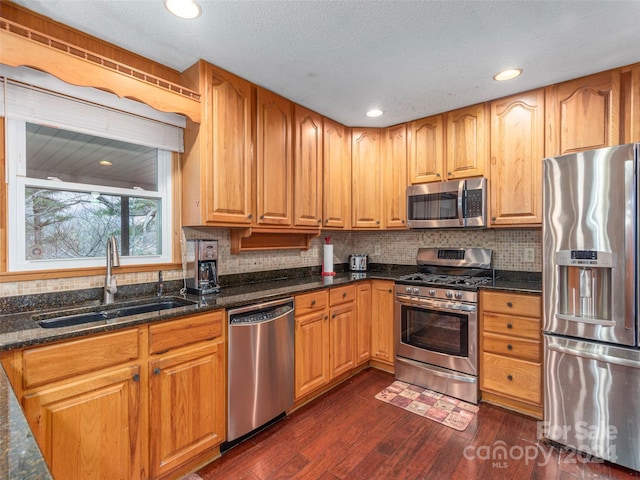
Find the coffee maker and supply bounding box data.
[186,239,220,295]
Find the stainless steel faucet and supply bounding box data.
[157,270,164,297]
[103,236,120,304]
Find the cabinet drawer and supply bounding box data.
[149,311,224,354]
[329,285,356,306]
[481,291,540,317]
[295,290,328,316]
[483,332,541,362]
[483,312,540,340]
[23,328,140,389]
[482,352,541,405]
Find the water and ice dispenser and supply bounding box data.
[556,250,613,322]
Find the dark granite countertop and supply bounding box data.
[0,364,53,480]
[0,265,540,478]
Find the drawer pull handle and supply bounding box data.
[132,374,140,382]
[507,374,513,381]
[153,367,161,375]
[507,344,513,350]
[506,323,513,329]
[507,302,513,308]
[311,300,316,306]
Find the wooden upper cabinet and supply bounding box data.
[293,105,323,227]
[545,70,621,156]
[181,61,254,226]
[351,128,382,229]
[323,118,351,229]
[257,88,293,226]
[445,103,489,179]
[490,90,545,226]
[408,115,444,183]
[382,124,408,229]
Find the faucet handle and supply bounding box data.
[107,276,118,294]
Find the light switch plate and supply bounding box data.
[524,248,535,263]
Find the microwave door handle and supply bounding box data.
[457,180,465,226]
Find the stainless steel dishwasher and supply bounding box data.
[225,297,295,449]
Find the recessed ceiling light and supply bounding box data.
[366,109,384,118]
[493,69,523,81]
[165,0,201,19]
[99,160,112,166]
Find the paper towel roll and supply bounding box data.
[323,244,334,274]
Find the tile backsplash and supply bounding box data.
[0,227,541,297]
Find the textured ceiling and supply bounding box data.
[8,0,640,127]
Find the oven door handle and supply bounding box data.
[397,295,476,313]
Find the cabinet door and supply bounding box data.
[294,309,329,399]
[408,115,444,183]
[545,70,621,156]
[323,118,351,229]
[382,124,408,229]
[490,89,545,226]
[356,282,372,365]
[256,88,293,226]
[371,280,395,364]
[445,103,488,179]
[293,105,323,227]
[205,64,254,224]
[351,128,381,228]
[149,341,224,479]
[23,366,143,480]
[329,302,356,379]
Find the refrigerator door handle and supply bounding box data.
[624,159,636,331]
[547,341,640,369]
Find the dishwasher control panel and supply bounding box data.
[229,302,293,324]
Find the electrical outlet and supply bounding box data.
[524,248,535,263]
[374,245,381,256]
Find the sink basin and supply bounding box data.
[36,298,196,329]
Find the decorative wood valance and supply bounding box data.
[230,227,321,254]
[0,19,201,123]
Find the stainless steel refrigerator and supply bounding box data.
[542,143,640,471]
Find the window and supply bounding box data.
[8,120,173,271]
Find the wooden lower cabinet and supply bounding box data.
[479,290,543,419]
[370,280,395,367]
[23,365,143,480]
[149,341,225,479]
[6,311,226,480]
[355,282,372,365]
[329,286,356,379]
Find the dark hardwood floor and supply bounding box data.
[195,369,638,480]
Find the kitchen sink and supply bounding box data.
[35,298,197,329]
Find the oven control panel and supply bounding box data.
[396,284,477,303]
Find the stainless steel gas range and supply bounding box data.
[394,247,493,404]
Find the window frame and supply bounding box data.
[7,118,173,272]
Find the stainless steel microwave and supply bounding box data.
[406,177,488,228]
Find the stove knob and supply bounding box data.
[454,292,463,299]
[405,286,412,294]
[428,289,436,296]
[445,291,453,299]
[412,287,420,295]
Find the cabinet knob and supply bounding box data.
[153,367,161,375]
[507,374,513,381]
[388,289,393,293]
[311,300,316,306]
[507,344,513,350]
[506,323,513,329]
[376,220,380,225]
[491,217,497,221]
[132,373,140,382]
[318,219,322,224]
[436,173,441,178]
[447,172,452,176]
[324,315,328,320]
[325,219,329,224]
[507,302,513,308]
[332,313,336,318]
[247,213,253,219]
[342,292,347,298]
[260,215,265,220]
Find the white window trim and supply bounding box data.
[7,118,173,272]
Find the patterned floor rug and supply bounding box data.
[375,380,479,431]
